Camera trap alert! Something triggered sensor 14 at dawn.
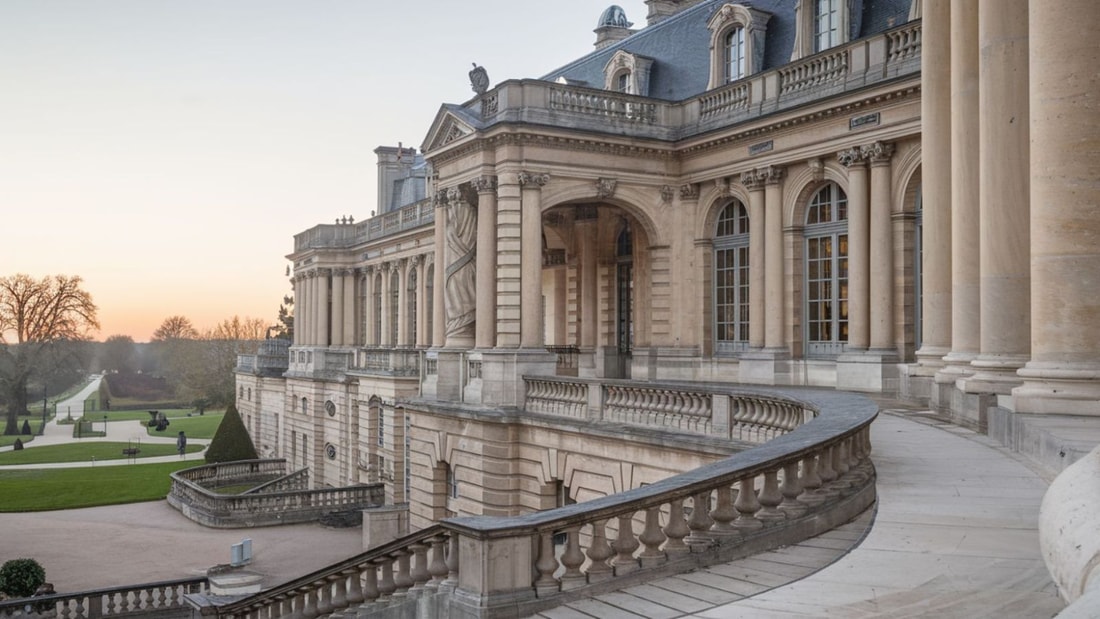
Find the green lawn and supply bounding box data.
[0,442,204,465]
[0,418,47,448]
[0,462,195,511]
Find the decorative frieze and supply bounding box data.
[761,166,785,185]
[861,141,895,165]
[741,170,766,191]
[518,171,550,188]
[837,147,866,167]
[679,183,700,201]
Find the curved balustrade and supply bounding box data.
[168,460,385,528]
[0,577,207,618]
[207,388,877,619]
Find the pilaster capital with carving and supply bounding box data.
[333,267,352,278]
[679,183,700,201]
[595,177,617,199]
[470,175,498,194]
[433,188,449,209]
[837,147,866,168]
[761,165,785,185]
[741,170,766,192]
[862,141,895,165]
[518,171,550,188]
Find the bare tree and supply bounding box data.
[0,274,98,434]
[151,315,199,341]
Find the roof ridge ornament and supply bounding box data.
[469,63,490,96]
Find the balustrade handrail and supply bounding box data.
[0,576,208,616]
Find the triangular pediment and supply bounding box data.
[421,106,478,154]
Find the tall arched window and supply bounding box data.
[804,182,849,356]
[715,200,750,353]
[725,27,746,83]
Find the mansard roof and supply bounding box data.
[541,0,911,102]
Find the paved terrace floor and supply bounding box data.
[0,402,1067,617]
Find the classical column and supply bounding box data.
[1013,0,1100,415]
[865,141,895,351]
[473,176,498,350]
[300,272,313,346]
[916,0,953,372]
[432,193,446,349]
[519,172,549,349]
[742,171,766,350]
[940,0,981,379]
[331,268,345,347]
[965,0,1030,393]
[343,268,357,346]
[380,263,392,347]
[292,275,303,346]
[839,148,869,351]
[414,257,428,348]
[363,267,377,347]
[577,206,599,350]
[318,269,332,347]
[396,259,409,347]
[763,168,786,351]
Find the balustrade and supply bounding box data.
[0,578,207,619]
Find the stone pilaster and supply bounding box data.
[396,258,409,347]
[1013,0,1100,415]
[380,262,393,347]
[432,193,446,349]
[415,257,429,348]
[577,206,599,360]
[865,141,896,353]
[292,274,303,346]
[331,268,345,347]
[342,268,356,346]
[364,266,377,347]
[741,171,766,350]
[763,167,786,352]
[519,172,549,349]
[316,268,331,347]
[473,176,498,350]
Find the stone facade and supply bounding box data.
[235,0,1100,532]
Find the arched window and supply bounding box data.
[725,27,746,82]
[300,397,308,415]
[714,200,750,353]
[804,182,849,356]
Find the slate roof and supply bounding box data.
[540,0,913,102]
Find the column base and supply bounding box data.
[958,354,1028,395]
[739,349,792,386]
[930,381,995,431]
[934,351,978,385]
[1012,362,1100,416]
[480,348,557,409]
[836,349,900,394]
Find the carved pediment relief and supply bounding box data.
[422,111,477,154]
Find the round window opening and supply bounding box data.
[325,400,336,416]
[325,443,337,459]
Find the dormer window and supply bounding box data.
[792,0,855,60]
[724,27,746,82]
[603,50,654,96]
[707,4,771,89]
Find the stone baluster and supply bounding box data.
[345,568,365,606]
[612,513,640,575]
[685,491,715,550]
[300,586,319,618]
[708,484,738,537]
[428,537,449,588]
[377,558,396,602]
[757,469,785,522]
[534,532,560,596]
[733,477,763,530]
[559,526,587,590]
[816,445,840,499]
[409,542,431,596]
[331,573,348,611]
[661,497,691,556]
[638,506,668,567]
[833,440,852,490]
[444,535,459,589]
[275,596,293,619]
[392,550,413,598]
[779,461,808,517]
[586,519,615,583]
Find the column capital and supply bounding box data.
[595,177,617,199]
[761,165,786,185]
[333,267,353,278]
[862,141,895,165]
[471,175,498,194]
[837,147,867,168]
[679,183,700,201]
[741,170,766,192]
[518,171,550,188]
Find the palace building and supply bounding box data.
[235,0,1099,546]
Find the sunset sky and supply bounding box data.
[1,0,648,342]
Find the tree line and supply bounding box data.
[1,273,293,435]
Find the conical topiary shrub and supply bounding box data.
[204,403,258,463]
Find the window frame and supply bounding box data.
[803,182,850,358]
[713,199,751,355]
[706,4,772,89]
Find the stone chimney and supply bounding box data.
[374,144,415,214]
[645,0,708,26]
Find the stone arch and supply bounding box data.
[540,181,664,248]
[892,142,922,213]
[784,159,850,227]
[697,180,753,240]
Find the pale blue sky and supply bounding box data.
[1,0,648,341]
